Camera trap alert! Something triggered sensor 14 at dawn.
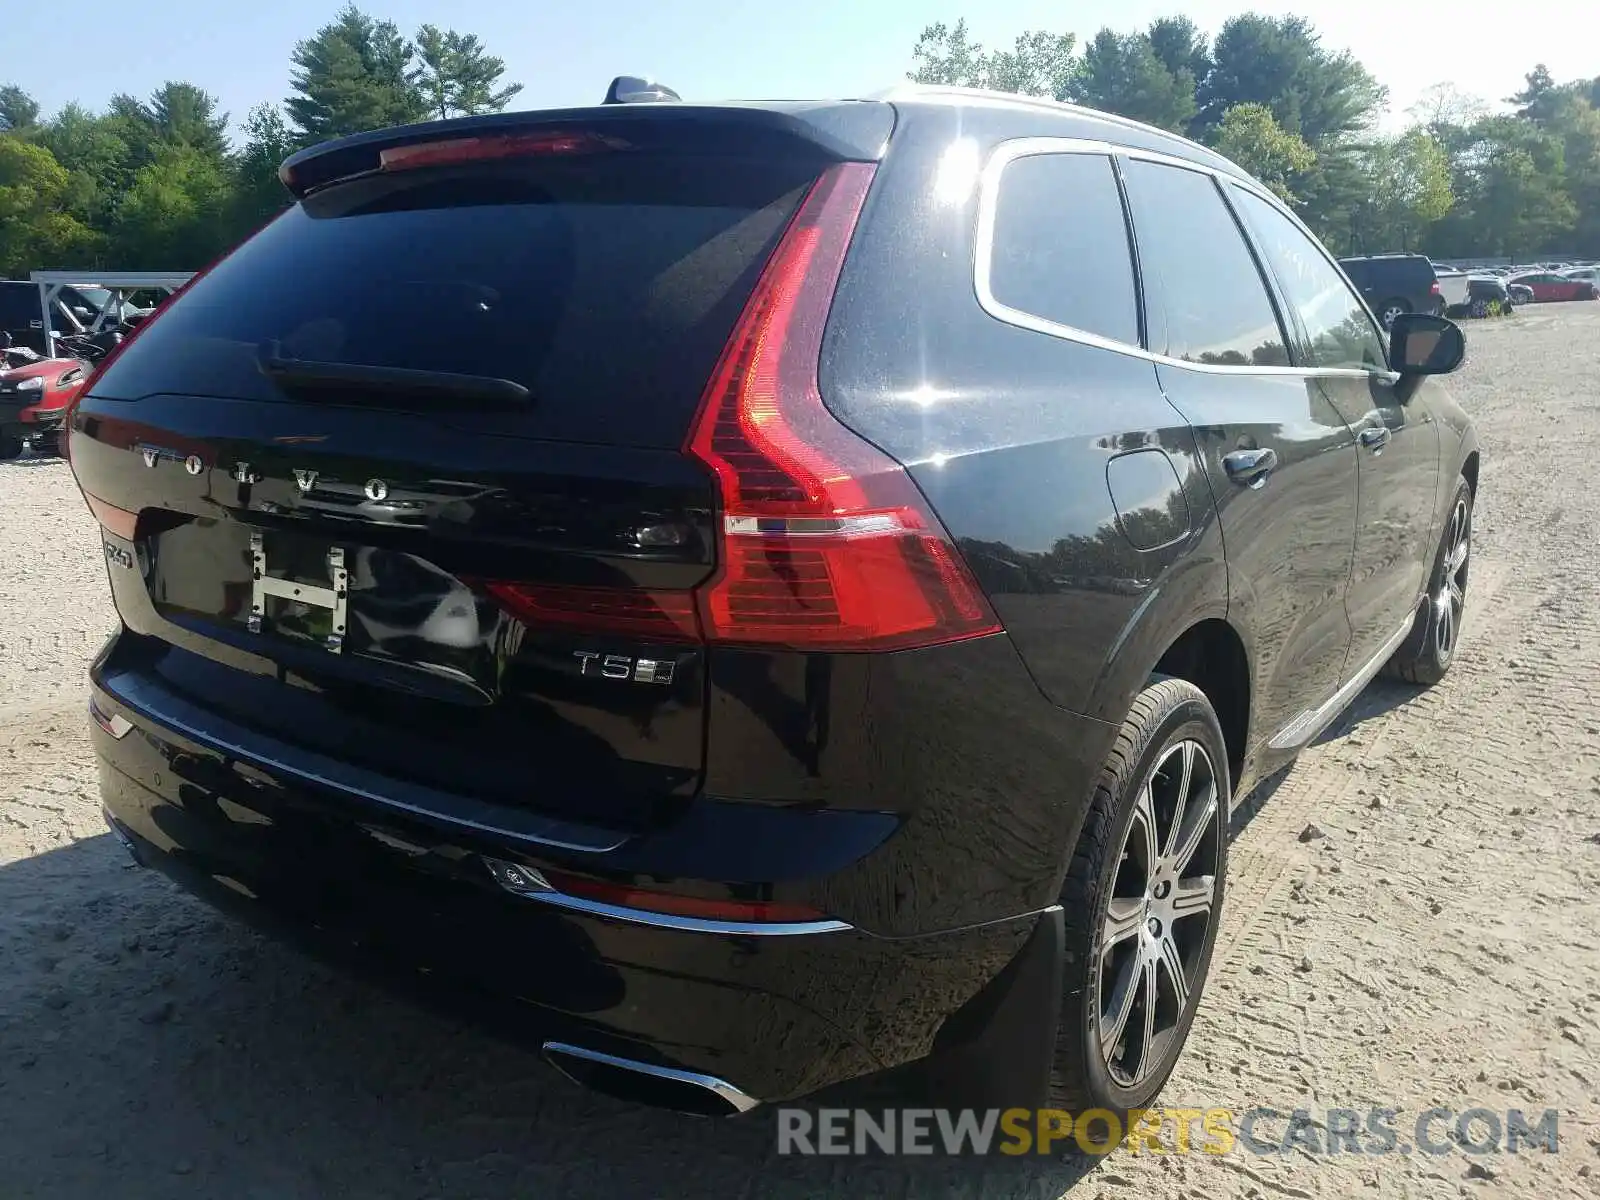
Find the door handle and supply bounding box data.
[1222,447,1279,489]
[1359,426,1391,452]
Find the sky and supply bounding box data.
[4,0,1594,139]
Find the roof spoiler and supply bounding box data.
[603,76,681,105]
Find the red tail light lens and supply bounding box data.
[542,869,828,924]
[1430,281,1442,295]
[480,581,700,643]
[379,131,626,173]
[683,162,1000,652]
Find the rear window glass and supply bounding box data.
[90,154,816,448]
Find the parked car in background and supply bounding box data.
[1510,271,1600,302]
[1563,266,1598,285]
[1435,269,1517,318]
[1336,254,1445,327]
[0,352,86,458]
[1433,267,1471,309]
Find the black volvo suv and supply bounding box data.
[70,82,1478,1118]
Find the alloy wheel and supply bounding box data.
[1381,305,1406,329]
[1434,495,1471,660]
[1098,739,1221,1087]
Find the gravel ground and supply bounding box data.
[2,305,1598,1198]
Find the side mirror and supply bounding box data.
[1389,312,1465,376]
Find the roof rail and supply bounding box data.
[864,83,1239,173]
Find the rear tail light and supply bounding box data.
[1430,281,1442,295]
[485,857,831,926]
[480,581,700,643]
[685,162,999,651]
[477,162,1000,653]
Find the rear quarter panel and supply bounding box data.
[818,104,1230,728]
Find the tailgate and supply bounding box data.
[68,117,880,832]
[74,397,716,831]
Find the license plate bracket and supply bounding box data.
[249,531,349,653]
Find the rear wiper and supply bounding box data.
[257,341,530,408]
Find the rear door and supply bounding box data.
[69,120,869,834]
[1227,184,1439,673]
[1119,155,1358,768]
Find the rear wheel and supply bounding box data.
[1383,477,1472,686]
[1378,299,1409,329]
[0,435,22,461]
[1050,678,1228,1112]
[1469,297,1490,319]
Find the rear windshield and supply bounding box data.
[91,154,816,447]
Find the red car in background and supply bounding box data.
[0,357,88,459]
[1509,271,1600,302]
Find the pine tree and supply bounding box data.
[286,5,426,143]
[414,26,523,120]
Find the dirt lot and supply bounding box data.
[2,305,1599,1199]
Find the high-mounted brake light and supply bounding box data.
[379,131,628,173]
[683,162,1001,652]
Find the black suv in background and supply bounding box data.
[1336,253,1446,328]
[72,83,1478,1118]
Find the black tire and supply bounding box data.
[1469,297,1490,319]
[0,435,22,461]
[1378,299,1409,329]
[1383,476,1472,686]
[1050,678,1229,1113]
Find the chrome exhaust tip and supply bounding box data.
[541,1042,759,1117]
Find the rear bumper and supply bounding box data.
[91,664,1067,1105]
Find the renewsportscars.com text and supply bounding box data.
[775,1107,1561,1158]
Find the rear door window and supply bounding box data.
[985,151,1139,346]
[1119,159,1288,367]
[89,155,817,448]
[1229,186,1386,372]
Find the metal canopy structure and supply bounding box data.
[28,271,194,356]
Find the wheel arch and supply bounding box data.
[1149,618,1251,798]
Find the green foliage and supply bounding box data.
[231,103,299,234]
[905,12,1600,259]
[1211,103,1317,202]
[147,83,230,158]
[0,85,40,132]
[111,143,234,269]
[0,136,100,274]
[1197,15,1385,144]
[909,21,1075,98]
[1351,131,1453,251]
[415,25,523,120]
[1067,29,1195,132]
[287,4,428,142]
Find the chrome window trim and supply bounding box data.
[541,1042,762,1113]
[973,137,1400,383]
